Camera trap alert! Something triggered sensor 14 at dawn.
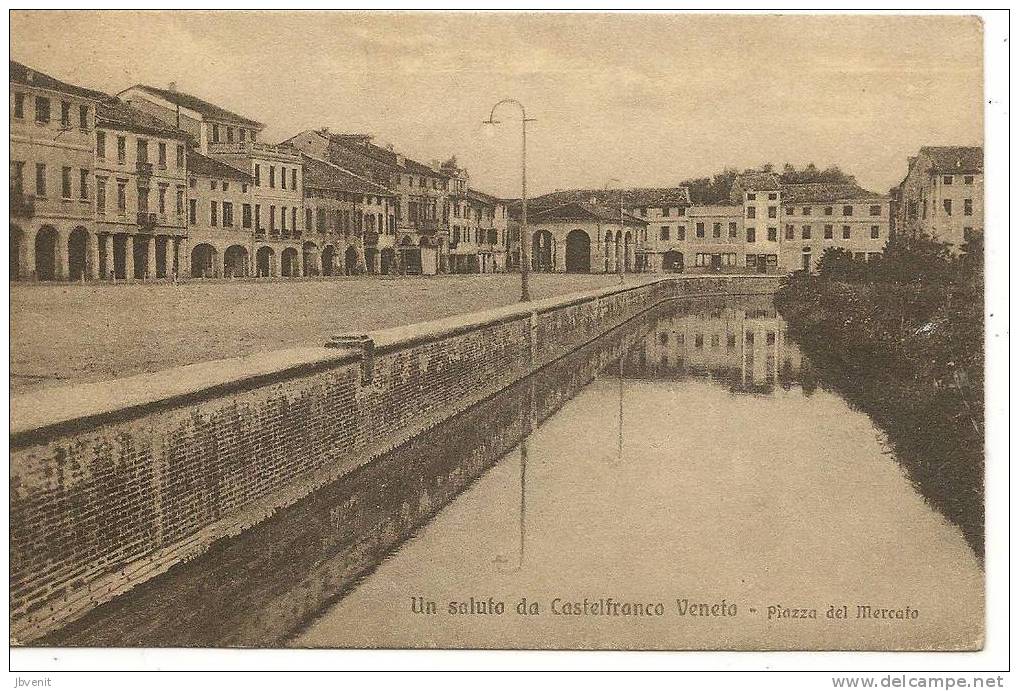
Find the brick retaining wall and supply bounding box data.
[10,274,781,644]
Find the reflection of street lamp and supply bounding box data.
[484,99,536,302]
[604,179,625,284]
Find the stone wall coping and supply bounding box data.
[9,274,776,444]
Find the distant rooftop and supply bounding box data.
[96,98,190,139]
[779,182,885,203]
[301,154,396,197]
[920,146,983,174]
[125,84,264,129]
[10,60,106,100]
[187,150,251,182]
[530,187,692,209]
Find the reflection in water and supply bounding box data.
[293,295,982,651]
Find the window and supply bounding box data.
[96,177,106,213]
[78,168,88,200]
[13,92,24,118]
[869,204,881,216]
[824,206,833,216]
[223,181,229,192]
[243,204,252,228]
[176,145,185,169]
[138,186,149,212]
[35,163,46,196]
[254,164,261,186]
[768,193,777,200]
[35,96,50,123]
[943,175,953,185]
[79,104,88,129]
[824,224,833,239]
[189,199,197,225]
[212,124,219,143]
[964,175,974,184]
[842,205,853,216]
[280,206,287,231]
[61,101,71,128]
[696,222,705,238]
[176,188,184,215]
[746,227,756,243]
[802,225,811,239]
[768,206,777,218]
[802,206,812,216]
[240,129,247,142]
[677,225,686,241]
[728,222,737,238]
[158,142,167,168]
[785,207,794,215]
[784,225,794,240]
[842,225,851,239]
[964,198,973,216]
[291,169,297,189]
[870,226,880,239]
[210,179,216,191]
[963,227,973,241]
[210,201,218,226]
[660,226,670,241]
[292,207,297,231]
[96,131,106,159]
[117,181,126,212]
[747,193,756,201]
[117,136,126,164]
[61,167,72,199]
[767,227,777,242]
[254,204,261,230]
[226,127,234,143]
[678,207,686,216]
[137,139,148,163]
[158,185,167,214]
[713,223,721,238]
[269,166,275,188]
[281,166,287,189]
[223,201,234,227]
[10,161,24,193]
[242,183,247,193]
[746,206,756,219]
[269,205,276,232]
[943,199,952,216]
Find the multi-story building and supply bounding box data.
[93,97,189,280]
[10,61,101,281]
[892,146,983,252]
[448,188,508,273]
[300,153,397,276]
[283,129,449,274]
[731,172,889,273]
[186,150,254,278]
[682,205,746,272]
[120,84,306,277]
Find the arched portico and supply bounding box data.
[321,245,336,276]
[532,229,554,272]
[256,246,275,277]
[302,241,319,277]
[281,247,300,277]
[34,226,60,281]
[67,227,90,280]
[191,243,217,279]
[565,229,591,273]
[224,245,249,278]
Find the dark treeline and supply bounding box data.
[775,233,985,561]
[680,163,858,204]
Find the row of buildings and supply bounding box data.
[9,60,983,282]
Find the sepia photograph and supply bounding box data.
[5,7,1009,681]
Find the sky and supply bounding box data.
[10,11,983,198]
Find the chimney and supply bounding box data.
[168,81,177,92]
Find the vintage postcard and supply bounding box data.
[7,9,1001,672]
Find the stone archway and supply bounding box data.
[224,245,249,278]
[565,229,591,273]
[10,225,24,280]
[281,247,299,277]
[191,243,217,279]
[34,226,59,281]
[321,245,336,276]
[344,245,359,275]
[624,231,633,272]
[67,227,89,280]
[381,247,395,275]
[256,246,275,277]
[302,241,319,277]
[663,250,684,273]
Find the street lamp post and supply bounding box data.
[485,99,535,302]
[605,179,625,285]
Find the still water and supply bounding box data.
[293,295,983,651]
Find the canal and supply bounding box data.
[291,294,983,651]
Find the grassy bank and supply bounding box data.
[775,249,984,561]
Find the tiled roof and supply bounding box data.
[465,188,505,206]
[318,130,448,178]
[920,146,983,174]
[9,60,106,100]
[530,187,691,209]
[301,154,396,197]
[188,150,251,182]
[530,201,646,227]
[686,205,743,217]
[128,84,264,129]
[733,172,781,192]
[96,97,190,139]
[779,182,885,203]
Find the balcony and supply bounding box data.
[136,211,156,230]
[136,161,153,177]
[10,191,35,218]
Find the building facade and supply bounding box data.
[10,61,100,280]
[186,150,254,278]
[524,201,647,273]
[892,146,983,252]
